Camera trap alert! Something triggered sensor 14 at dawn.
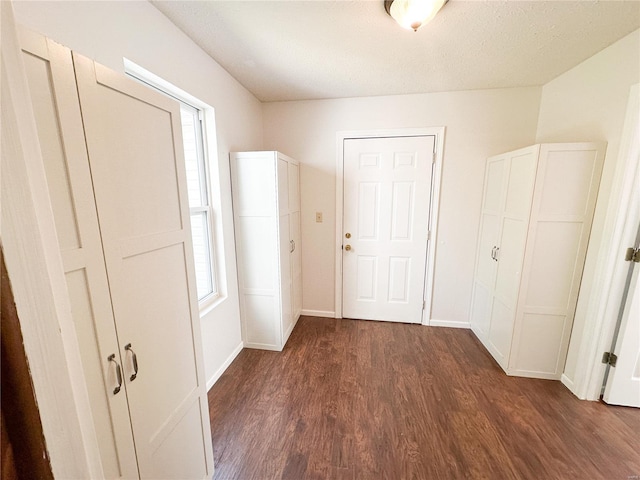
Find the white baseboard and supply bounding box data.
[301,309,336,318]
[428,319,471,329]
[206,341,244,391]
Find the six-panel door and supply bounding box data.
[342,136,435,324]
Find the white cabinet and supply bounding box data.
[230,151,302,351]
[470,143,605,379]
[21,30,213,479]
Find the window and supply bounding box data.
[124,61,219,306]
[179,103,217,302]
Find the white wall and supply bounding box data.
[262,88,542,323]
[12,0,263,387]
[535,29,640,389]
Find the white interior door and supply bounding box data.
[603,265,640,407]
[342,136,434,323]
[73,52,214,479]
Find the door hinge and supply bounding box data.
[625,247,640,263]
[601,351,618,367]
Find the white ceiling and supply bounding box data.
[152,0,640,102]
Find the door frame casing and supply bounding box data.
[573,84,640,400]
[335,127,445,325]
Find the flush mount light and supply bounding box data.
[384,0,448,32]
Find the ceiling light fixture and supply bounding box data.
[384,0,448,32]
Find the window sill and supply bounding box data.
[199,293,225,318]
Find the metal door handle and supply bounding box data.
[107,354,123,395]
[292,240,296,252]
[345,233,351,239]
[290,240,294,253]
[494,247,500,261]
[491,246,496,260]
[125,343,139,382]
[345,245,352,251]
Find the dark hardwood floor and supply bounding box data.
[208,316,640,480]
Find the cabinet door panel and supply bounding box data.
[494,217,528,307]
[483,157,506,211]
[279,213,293,342]
[73,52,213,479]
[20,31,138,479]
[278,158,289,215]
[290,210,302,321]
[488,297,513,369]
[288,161,300,214]
[469,281,492,340]
[475,213,500,289]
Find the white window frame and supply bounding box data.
[123,59,222,313]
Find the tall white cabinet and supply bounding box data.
[230,151,302,351]
[21,31,214,479]
[470,143,605,379]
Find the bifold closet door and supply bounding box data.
[73,53,213,479]
[20,31,138,479]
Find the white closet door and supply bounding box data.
[510,144,605,378]
[470,156,507,341]
[278,158,293,342]
[73,53,214,479]
[487,147,538,367]
[290,209,302,321]
[288,161,302,321]
[20,31,138,480]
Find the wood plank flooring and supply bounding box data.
[208,317,640,480]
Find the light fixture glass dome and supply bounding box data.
[386,0,447,31]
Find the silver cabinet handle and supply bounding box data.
[292,240,296,252]
[491,246,496,260]
[107,354,123,395]
[494,247,500,261]
[125,343,139,382]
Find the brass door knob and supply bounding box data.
[345,245,352,251]
[345,233,351,239]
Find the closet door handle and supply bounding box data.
[491,246,496,260]
[107,354,123,395]
[494,247,500,261]
[125,343,139,382]
[291,240,296,252]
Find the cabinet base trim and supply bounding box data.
[506,369,562,380]
[301,309,336,318]
[429,319,471,329]
[560,373,586,399]
[206,341,244,391]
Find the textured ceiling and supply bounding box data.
[152,1,640,102]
